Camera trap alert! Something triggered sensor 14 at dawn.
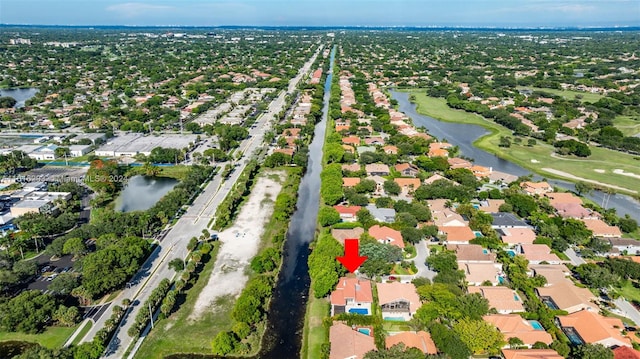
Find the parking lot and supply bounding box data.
[27,253,76,294]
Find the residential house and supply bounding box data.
[545,192,582,206]
[462,262,502,286]
[333,205,362,222]
[554,203,598,219]
[500,228,537,245]
[331,227,364,246]
[342,136,361,146]
[608,238,640,255]
[612,346,640,359]
[394,178,421,195]
[368,225,404,249]
[470,165,492,178]
[518,244,563,265]
[357,146,375,155]
[469,288,526,313]
[365,163,390,176]
[366,176,386,196]
[424,174,452,185]
[329,322,376,359]
[376,282,420,321]
[383,145,398,155]
[557,310,632,348]
[330,277,373,316]
[428,199,468,227]
[365,205,396,223]
[489,170,519,184]
[449,244,497,263]
[342,145,356,154]
[521,181,554,196]
[536,281,597,313]
[428,142,452,157]
[501,349,563,359]
[448,157,472,169]
[528,264,570,286]
[478,199,506,213]
[385,331,438,354]
[364,137,384,146]
[581,218,623,238]
[274,148,295,156]
[491,212,531,229]
[438,226,475,244]
[484,314,553,346]
[342,164,361,173]
[394,163,420,177]
[342,177,361,188]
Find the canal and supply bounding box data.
[390,90,640,222]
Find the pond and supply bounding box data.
[114,175,178,212]
[0,88,39,108]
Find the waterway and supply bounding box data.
[390,90,640,222]
[0,88,39,108]
[114,175,178,212]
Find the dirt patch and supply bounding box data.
[189,173,284,319]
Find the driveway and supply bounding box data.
[614,298,640,326]
[412,240,436,280]
[564,248,586,266]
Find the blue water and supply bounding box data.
[498,276,506,284]
[357,328,370,336]
[506,250,516,257]
[542,298,559,310]
[482,248,489,254]
[476,232,484,238]
[528,320,544,330]
[384,317,406,321]
[349,308,369,315]
[514,294,520,301]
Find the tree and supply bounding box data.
[211,331,237,355]
[54,147,70,158]
[508,336,525,349]
[401,228,423,245]
[364,344,425,359]
[550,340,570,357]
[453,318,504,355]
[571,344,613,359]
[318,206,341,227]
[168,258,184,271]
[49,273,80,295]
[63,237,87,258]
[0,96,17,108]
[0,290,59,333]
[383,180,401,195]
[574,182,593,196]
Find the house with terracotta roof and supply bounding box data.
[478,199,506,213]
[342,136,361,146]
[471,165,492,178]
[331,227,364,245]
[581,218,623,238]
[528,264,570,286]
[449,244,497,263]
[470,288,525,313]
[521,181,554,196]
[385,331,438,354]
[535,281,597,313]
[364,137,384,146]
[376,282,420,321]
[438,226,475,244]
[342,145,356,154]
[274,148,295,156]
[342,177,361,188]
[394,163,420,177]
[342,163,361,173]
[518,244,563,264]
[501,349,563,359]
[484,314,552,346]
[329,322,376,359]
[448,157,473,169]
[333,205,362,222]
[544,192,582,206]
[365,163,390,176]
[428,142,452,157]
[500,228,537,245]
[330,277,373,316]
[424,174,453,185]
[557,310,632,348]
[394,178,421,195]
[461,262,502,286]
[613,346,640,359]
[554,203,598,219]
[428,199,468,227]
[368,225,404,249]
[383,145,398,154]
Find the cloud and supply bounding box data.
[106,3,175,18]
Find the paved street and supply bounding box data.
[79,46,323,359]
[614,298,640,327]
[413,240,437,280]
[564,247,586,265]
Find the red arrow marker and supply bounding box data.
[337,239,368,273]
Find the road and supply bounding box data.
[413,240,437,280]
[613,298,640,327]
[564,248,586,266]
[84,46,322,359]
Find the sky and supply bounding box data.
[1,0,639,27]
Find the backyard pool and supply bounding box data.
[528,320,544,330]
[506,250,516,257]
[349,308,369,315]
[357,328,371,336]
[383,317,406,321]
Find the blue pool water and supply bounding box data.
[514,294,520,301]
[349,308,369,315]
[483,249,489,254]
[384,317,406,321]
[475,232,483,238]
[506,250,516,257]
[357,328,370,336]
[498,276,506,284]
[529,320,544,330]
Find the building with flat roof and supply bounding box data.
[95,133,197,157]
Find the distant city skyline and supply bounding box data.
[1,0,638,27]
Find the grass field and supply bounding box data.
[71,321,93,346]
[133,243,223,359]
[407,90,640,195]
[618,281,640,303]
[301,295,329,359]
[0,325,77,349]
[613,116,640,137]
[517,86,605,103]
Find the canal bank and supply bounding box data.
[390,90,640,222]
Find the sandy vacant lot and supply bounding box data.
[190,173,284,319]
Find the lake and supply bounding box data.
[114,176,178,212]
[390,90,640,222]
[0,88,39,108]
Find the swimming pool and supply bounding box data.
[384,317,406,321]
[357,328,370,336]
[475,232,484,238]
[506,250,516,257]
[349,308,369,315]
[528,320,544,330]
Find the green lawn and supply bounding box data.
[392,264,415,275]
[517,86,605,103]
[71,321,93,346]
[613,116,640,137]
[0,325,78,349]
[382,321,412,332]
[406,90,640,195]
[133,243,224,359]
[618,280,640,303]
[301,295,330,359]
